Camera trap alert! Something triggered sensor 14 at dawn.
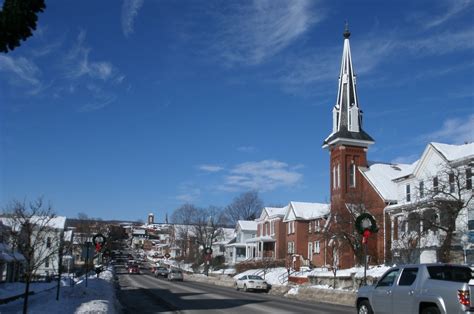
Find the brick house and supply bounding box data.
[283,202,329,270]
[252,206,287,260]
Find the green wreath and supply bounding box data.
[0,0,46,53]
[355,213,378,234]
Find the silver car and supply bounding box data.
[167,269,183,281]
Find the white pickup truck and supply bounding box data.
[356,263,473,314]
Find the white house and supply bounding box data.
[225,220,257,265]
[361,142,474,264]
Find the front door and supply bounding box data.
[371,268,400,314]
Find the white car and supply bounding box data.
[235,275,269,292]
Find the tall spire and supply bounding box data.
[322,24,374,149]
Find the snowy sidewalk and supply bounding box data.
[0,267,118,313]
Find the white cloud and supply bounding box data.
[122,0,144,37]
[423,0,471,29]
[213,0,322,65]
[421,114,474,144]
[176,183,201,203]
[65,31,119,81]
[0,55,41,87]
[222,160,303,192]
[198,165,224,172]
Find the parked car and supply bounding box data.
[356,263,473,314]
[167,269,183,281]
[127,264,140,274]
[235,275,268,292]
[154,266,169,278]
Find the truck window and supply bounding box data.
[377,269,400,287]
[427,265,472,283]
[398,268,418,286]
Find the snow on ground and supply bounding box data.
[233,267,288,286]
[0,266,117,314]
[308,265,390,278]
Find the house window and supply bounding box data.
[449,173,455,193]
[308,242,313,257]
[292,221,295,234]
[419,181,424,198]
[315,220,321,232]
[287,223,291,235]
[332,166,336,190]
[314,241,320,254]
[309,221,312,233]
[265,223,269,236]
[45,257,49,268]
[433,176,438,193]
[270,221,275,235]
[287,241,295,254]
[349,163,356,187]
[467,167,472,190]
[46,237,51,248]
[406,184,411,202]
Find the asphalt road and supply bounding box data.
[116,266,354,314]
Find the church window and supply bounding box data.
[348,110,352,130]
[337,164,341,188]
[349,163,356,187]
[433,176,439,193]
[419,181,424,198]
[332,166,336,190]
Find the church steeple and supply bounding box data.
[322,24,374,149]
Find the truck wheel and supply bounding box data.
[357,300,373,314]
[421,306,440,314]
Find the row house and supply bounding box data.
[225,220,257,265]
[252,206,287,260]
[283,202,330,269]
[321,26,473,268]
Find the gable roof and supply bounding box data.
[237,220,257,231]
[284,201,330,221]
[430,142,474,162]
[259,206,287,220]
[359,162,416,202]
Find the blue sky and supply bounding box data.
[1,0,473,222]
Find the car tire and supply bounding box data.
[421,306,440,314]
[357,300,374,314]
[235,283,240,291]
[243,284,248,292]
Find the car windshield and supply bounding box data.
[247,275,263,280]
[427,265,472,283]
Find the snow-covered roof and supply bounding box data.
[284,202,330,221]
[360,162,416,202]
[0,216,66,230]
[266,206,287,218]
[245,236,276,243]
[237,220,257,231]
[431,142,474,162]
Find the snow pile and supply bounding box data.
[0,266,117,313]
[287,286,299,295]
[308,265,390,278]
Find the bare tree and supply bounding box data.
[225,191,263,226]
[416,165,473,263]
[171,204,199,258]
[193,206,225,275]
[2,198,63,314]
[327,190,382,266]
